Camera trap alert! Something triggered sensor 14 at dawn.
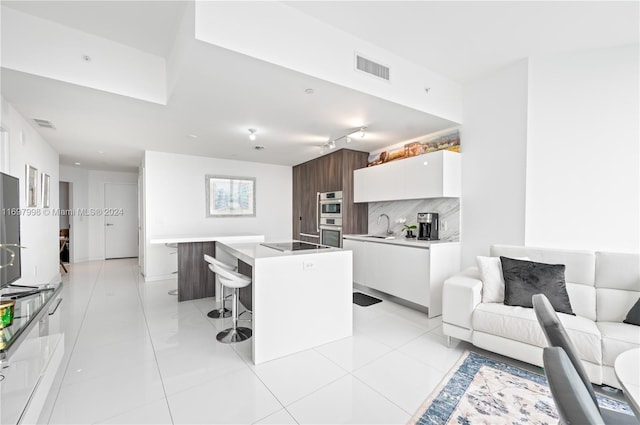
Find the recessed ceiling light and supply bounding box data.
[188,134,198,139]
[248,129,257,141]
[74,162,81,165]
[305,88,314,94]
[97,150,105,154]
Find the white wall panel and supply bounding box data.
[526,45,639,253]
[460,60,529,267]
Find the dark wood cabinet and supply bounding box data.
[292,149,369,241]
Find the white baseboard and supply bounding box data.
[144,274,177,282]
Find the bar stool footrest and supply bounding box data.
[207,308,231,319]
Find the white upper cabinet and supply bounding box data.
[353,150,461,202]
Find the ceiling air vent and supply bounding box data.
[355,54,390,81]
[33,118,55,129]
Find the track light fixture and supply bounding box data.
[320,126,367,153]
[248,128,257,141]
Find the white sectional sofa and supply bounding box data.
[442,245,640,388]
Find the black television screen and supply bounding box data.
[1,171,21,287]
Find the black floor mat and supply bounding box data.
[353,292,382,307]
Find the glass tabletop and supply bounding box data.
[0,282,62,355]
[261,241,330,252]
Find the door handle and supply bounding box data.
[105,223,114,226]
[316,192,320,232]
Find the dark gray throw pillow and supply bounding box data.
[623,298,640,326]
[500,256,575,315]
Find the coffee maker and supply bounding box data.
[417,212,439,240]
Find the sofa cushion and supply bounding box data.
[597,322,640,367]
[623,297,640,326]
[597,288,640,323]
[472,303,602,364]
[595,252,640,291]
[501,257,574,315]
[477,256,505,303]
[476,256,529,303]
[491,245,596,286]
[566,282,597,321]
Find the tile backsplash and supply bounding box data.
[367,198,460,241]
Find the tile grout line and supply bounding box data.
[92,260,174,424]
[250,303,439,423]
[131,262,176,425]
[313,338,419,419]
[45,261,106,425]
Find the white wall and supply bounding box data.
[460,60,529,267]
[59,166,138,262]
[526,45,639,253]
[143,151,292,279]
[1,97,60,285]
[460,45,639,266]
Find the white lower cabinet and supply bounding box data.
[344,239,367,285]
[344,238,460,317]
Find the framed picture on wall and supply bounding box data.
[205,175,256,217]
[41,173,50,208]
[25,164,38,207]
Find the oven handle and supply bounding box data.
[316,192,320,233]
[319,224,343,229]
[300,233,320,239]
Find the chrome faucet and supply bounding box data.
[377,213,393,235]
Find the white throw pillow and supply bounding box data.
[476,256,529,303]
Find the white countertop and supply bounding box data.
[149,233,265,245]
[216,241,344,266]
[343,234,459,248]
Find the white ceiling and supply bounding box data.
[2,1,186,57]
[1,1,637,172]
[288,1,640,83]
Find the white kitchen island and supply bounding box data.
[215,241,353,365]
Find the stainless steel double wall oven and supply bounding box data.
[319,191,343,248]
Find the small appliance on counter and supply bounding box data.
[417,212,439,240]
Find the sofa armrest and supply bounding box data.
[443,266,483,331]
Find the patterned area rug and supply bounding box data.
[410,350,634,425]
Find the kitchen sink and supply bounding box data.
[364,235,395,240]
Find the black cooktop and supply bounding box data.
[261,241,330,252]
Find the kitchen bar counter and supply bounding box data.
[149,232,265,245]
[216,240,352,364]
[149,233,264,301]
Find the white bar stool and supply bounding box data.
[203,254,234,319]
[210,263,252,343]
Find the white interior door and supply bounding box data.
[105,183,138,259]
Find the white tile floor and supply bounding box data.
[42,258,474,424]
